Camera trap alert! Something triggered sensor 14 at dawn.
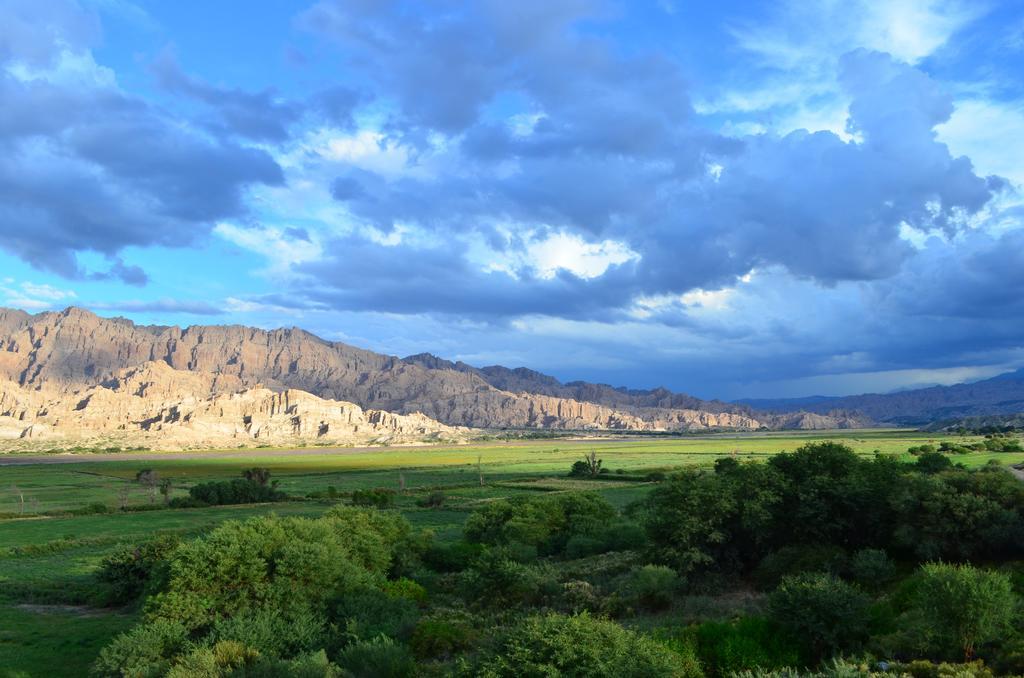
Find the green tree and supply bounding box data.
[909,563,1016,661]
[767,572,871,662]
[477,612,699,677]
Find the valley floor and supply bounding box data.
[1,429,1021,676]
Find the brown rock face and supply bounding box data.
[0,361,461,449]
[0,307,869,436]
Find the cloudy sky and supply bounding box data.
[2,0,1023,400]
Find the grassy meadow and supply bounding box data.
[1,429,1021,676]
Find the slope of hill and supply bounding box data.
[739,370,1024,424]
[0,306,866,434]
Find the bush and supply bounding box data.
[410,614,478,660]
[96,534,181,605]
[186,478,286,506]
[382,577,427,604]
[906,563,1016,661]
[211,607,326,658]
[688,617,803,677]
[415,491,446,508]
[767,572,871,661]
[477,612,698,677]
[76,502,111,515]
[916,452,954,474]
[422,540,484,573]
[92,620,188,677]
[330,588,420,647]
[754,545,848,590]
[849,549,895,588]
[334,636,415,678]
[617,565,679,611]
[462,549,558,608]
[351,488,396,509]
[464,491,617,556]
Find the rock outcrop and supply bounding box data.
[0,361,461,449]
[0,307,869,438]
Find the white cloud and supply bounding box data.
[709,0,984,137]
[214,222,323,275]
[524,231,639,280]
[937,98,1024,186]
[1,280,77,310]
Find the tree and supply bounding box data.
[159,478,173,505]
[570,451,603,477]
[242,467,272,486]
[916,451,953,474]
[11,484,25,515]
[767,572,871,662]
[909,563,1016,661]
[137,469,160,503]
[477,612,698,677]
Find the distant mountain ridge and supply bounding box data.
[738,369,1024,424]
[0,306,867,435]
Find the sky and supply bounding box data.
[2,0,1024,400]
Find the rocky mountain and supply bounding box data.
[739,369,1024,425]
[0,307,866,437]
[0,360,461,450]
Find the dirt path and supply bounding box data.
[1007,464,1024,481]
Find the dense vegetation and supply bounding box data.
[71,441,1024,676]
[3,434,1024,676]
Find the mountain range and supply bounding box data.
[0,306,873,448]
[739,369,1024,425]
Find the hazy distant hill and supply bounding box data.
[0,306,866,435]
[739,370,1024,425]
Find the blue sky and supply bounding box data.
[2,0,1023,400]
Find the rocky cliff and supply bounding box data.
[0,307,868,436]
[0,360,461,450]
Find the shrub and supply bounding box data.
[767,572,871,661]
[211,607,326,658]
[77,502,111,515]
[410,614,478,660]
[416,491,446,508]
[617,565,679,611]
[351,488,396,509]
[382,577,427,604]
[92,620,188,677]
[422,540,484,573]
[754,545,848,590]
[477,612,698,677]
[186,478,286,506]
[464,491,617,556]
[462,549,558,608]
[688,617,803,677]
[330,588,420,645]
[906,563,1016,661]
[164,640,260,678]
[849,549,895,588]
[96,533,181,604]
[916,452,954,474]
[334,636,415,678]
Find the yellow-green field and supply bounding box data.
[1,429,1022,677]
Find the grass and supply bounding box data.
[0,429,1021,676]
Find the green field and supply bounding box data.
[1,429,1020,677]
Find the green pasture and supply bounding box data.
[2,429,1004,516]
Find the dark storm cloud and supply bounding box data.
[298,4,1000,319]
[292,236,640,319]
[151,50,302,142]
[0,1,284,283]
